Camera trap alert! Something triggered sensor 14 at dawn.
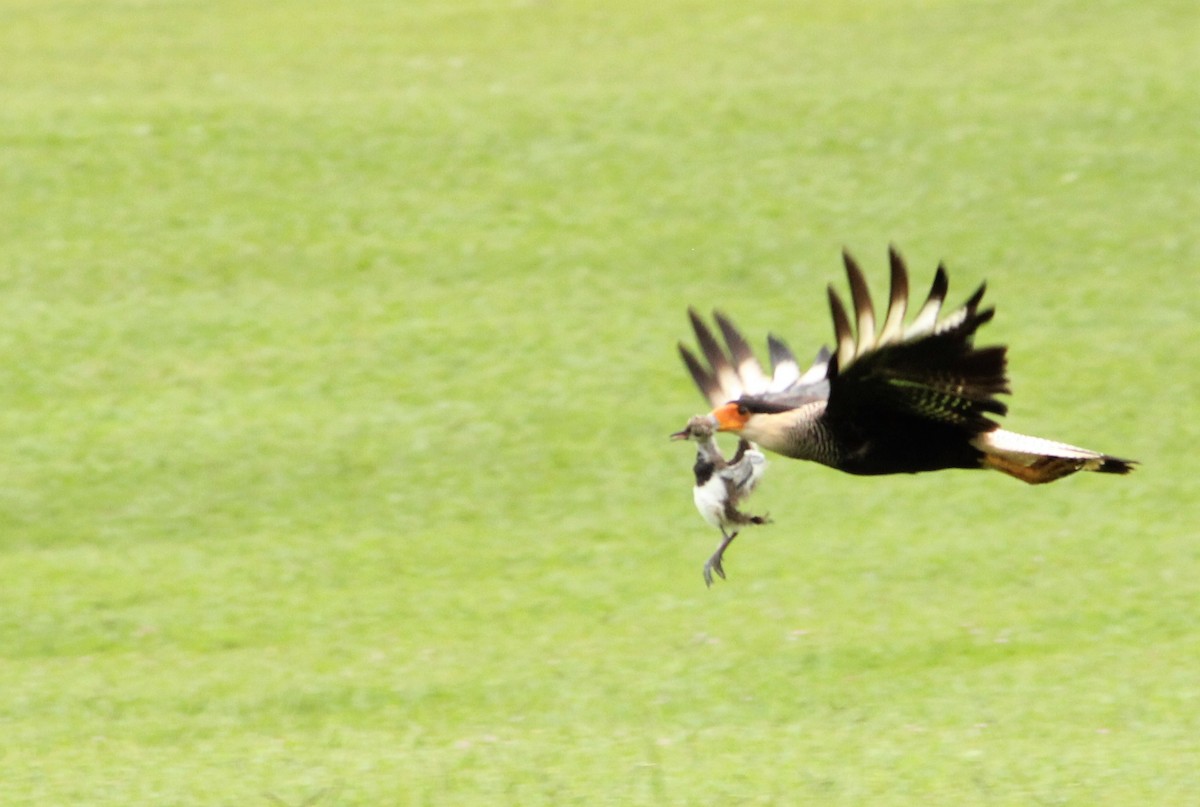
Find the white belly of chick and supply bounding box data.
[692,476,729,529]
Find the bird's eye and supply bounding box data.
[737,404,749,417]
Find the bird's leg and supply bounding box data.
[703,529,739,587]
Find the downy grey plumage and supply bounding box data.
[671,414,770,586]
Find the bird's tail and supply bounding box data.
[972,428,1136,484]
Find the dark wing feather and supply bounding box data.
[842,249,876,355]
[715,312,756,370]
[681,309,820,406]
[767,334,800,385]
[827,286,855,370]
[680,249,1002,425]
[684,307,746,406]
[689,308,735,382]
[909,264,949,335]
[878,245,909,344]
[679,343,724,406]
[716,311,769,391]
[826,272,1009,433]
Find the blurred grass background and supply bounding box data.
[1,0,1197,804]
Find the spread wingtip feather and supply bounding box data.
[878,248,909,345]
[843,250,877,357]
[827,286,856,371]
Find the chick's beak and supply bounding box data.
[669,413,718,440]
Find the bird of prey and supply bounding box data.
[671,414,770,585]
[679,246,1136,484]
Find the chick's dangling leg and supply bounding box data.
[703,529,739,587]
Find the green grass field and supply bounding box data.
[2,1,1197,803]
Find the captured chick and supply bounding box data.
[671,414,771,585]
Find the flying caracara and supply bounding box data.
[677,247,1136,484]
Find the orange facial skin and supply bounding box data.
[710,402,751,432]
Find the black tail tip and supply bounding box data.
[1097,456,1137,475]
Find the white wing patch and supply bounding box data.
[681,311,830,408]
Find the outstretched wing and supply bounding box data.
[824,246,1010,434]
[680,309,829,408]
